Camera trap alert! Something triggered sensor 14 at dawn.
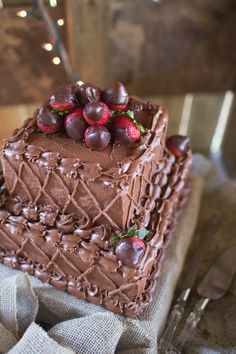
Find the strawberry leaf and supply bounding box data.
[122,110,146,134]
[136,228,149,239]
[126,228,137,237]
[111,236,121,247]
[126,110,135,119]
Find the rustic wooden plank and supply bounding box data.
[65,0,109,87]
[66,0,236,95]
[144,95,185,136]
[222,94,236,177]
[0,5,68,106]
[0,104,39,142]
[186,94,225,153]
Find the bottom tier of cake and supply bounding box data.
[0,152,191,318]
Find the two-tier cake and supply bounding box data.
[0,82,192,317]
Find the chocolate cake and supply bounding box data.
[0,82,192,317]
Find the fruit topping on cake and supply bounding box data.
[112,114,141,143]
[84,125,111,151]
[75,83,101,105]
[102,82,129,110]
[113,228,148,267]
[166,135,190,157]
[36,82,146,150]
[49,85,76,112]
[64,108,88,142]
[36,106,62,134]
[83,101,111,126]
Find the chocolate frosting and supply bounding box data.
[0,146,191,317]
[1,98,169,230]
[0,93,192,317]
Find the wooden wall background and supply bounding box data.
[0,0,235,176]
[0,0,235,104]
[67,0,236,95]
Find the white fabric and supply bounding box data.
[0,175,203,354]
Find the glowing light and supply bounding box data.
[16,10,27,17]
[57,18,65,26]
[76,81,84,86]
[49,0,57,7]
[52,56,61,65]
[178,93,193,135]
[210,91,234,154]
[42,43,53,51]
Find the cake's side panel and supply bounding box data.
[1,149,127,229]
[0,145,192,317]
[1,107,168,231]
[124,109,169,229]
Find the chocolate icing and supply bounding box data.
[1,98,168,230]
[0,94,192,317]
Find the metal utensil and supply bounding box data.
[158,217,219,353]
[172,243,236,353]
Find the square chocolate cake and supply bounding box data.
[0,82,192,317]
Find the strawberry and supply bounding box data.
[75,83,101,106]
[49,85,76,112]
[166,135,190,157]
[102,82,128,110]
[112,115,141,143]
[115,236,146,267]
[64,108,88,142]
[36,106,62,134]
[83,101,111,126]
[84,125,111,151]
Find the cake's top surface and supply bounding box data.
[3,83,168,178]
[25,97,164,170]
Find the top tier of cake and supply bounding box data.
[1,83,168,231]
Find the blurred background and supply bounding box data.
[0,0,235,177]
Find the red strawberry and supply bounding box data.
[74,83,101,106]
[102,82,128,110]
[112,115,141,144]
[115,237,145,267]
[36,106,62,134]
[64,108,88,142]
[83,101,111,126]
[84,125,111,151]
[166,135,190,157]
[49,85,76,112]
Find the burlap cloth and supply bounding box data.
[2,154,234,354]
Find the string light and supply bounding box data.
[42,43,53,51]
[52,56,61,65]
[14,0,78,82]
[57,18,64,26]
[16,10,27,17]
[49,0,57,7]
[76,81,84,86]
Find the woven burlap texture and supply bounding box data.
[0,174,203,354]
